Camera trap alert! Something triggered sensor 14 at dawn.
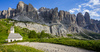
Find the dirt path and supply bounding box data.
[5,42,95,52]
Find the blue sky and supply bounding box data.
[0,0,100,20]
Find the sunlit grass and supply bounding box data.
[0,45,43,52]
[28,38,100,52]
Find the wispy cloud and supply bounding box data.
[69,0,100,20]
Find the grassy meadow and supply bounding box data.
[0,19,13,44]
[0,45,43,52]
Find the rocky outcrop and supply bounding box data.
[91,19,100,24]
[16,1,27,13]
[97,23,100,31]
[76,13,86,27]
[15,22,51,33]
[39,7,50,12]
[39,7,52,23]
[84,12,91,25]
[52,7,59,23]
[27,3,35,12]
[59,10,64,21]
[2,10,7,16]
[85,24,99,33]
[15,22,68,36]
[58,11,76,25]
[50,24,67,36]
[15,22,82,37]
[8,7,12,17]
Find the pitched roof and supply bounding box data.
[8,33,23,39]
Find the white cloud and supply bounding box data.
[69,10,75,13]
[78,5,81,8]
[69,5,81,14]
[69,0,100,20]
[83,9,90,14]
[89,0,100,5]
[90,11,100,17]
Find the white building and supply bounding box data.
[7,26,23,42]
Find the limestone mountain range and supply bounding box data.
[0,1,100,38]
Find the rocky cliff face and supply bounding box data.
[84,12,91,25]
[0,1,100,36]
[15,22,68,36]
[15,22,51,34]
[76,13,86,27]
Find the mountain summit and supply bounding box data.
[0,1,100,38]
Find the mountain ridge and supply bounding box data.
[0,1,100,38]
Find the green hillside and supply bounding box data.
[0,19,53,44]
[0,19,13,43]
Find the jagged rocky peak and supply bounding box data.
[59,10,64,21]
[52,7,58,18]
[17,1,25,12]
[76,12,86,27]
[61,11,76,25]
[85,24,99,33]
[39,7,50,12]
[7,7,12,17]
[52,7,59,23]
[84,12,91,25]
[8,7,12,11]
[16,1,37,13]
[2,10,7,16]
[39,7,46,12]
[91,19,100,24]
[28,3,36,12]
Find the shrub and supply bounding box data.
[40,31,52,38]
[28,30,38,38]
[67,34,73,37]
